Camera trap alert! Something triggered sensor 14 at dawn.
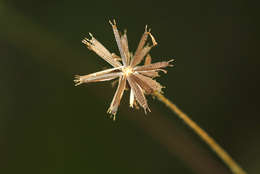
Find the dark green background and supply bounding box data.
[1,0,259,173]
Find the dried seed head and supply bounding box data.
[74,20,173,119]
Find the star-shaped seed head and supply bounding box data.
[74,20,173,120]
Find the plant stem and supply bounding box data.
[154,91,247,174]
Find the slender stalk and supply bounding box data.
[154,91,247,174]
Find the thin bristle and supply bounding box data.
[88,32,93,37]
[158,69,167,74]
[144,107,151,114]
[145,25,148,32]
[167,59,175,67]
[82,39,88,44]
[74,75,82,86]
[107,108,117,121]
[148,32,157,46]
[109,19,116,27]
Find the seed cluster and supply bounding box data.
[74,20,173,120]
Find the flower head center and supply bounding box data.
[122,66,133,76]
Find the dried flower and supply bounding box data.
[74,20,173,120]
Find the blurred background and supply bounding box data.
[1,0,259,173]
